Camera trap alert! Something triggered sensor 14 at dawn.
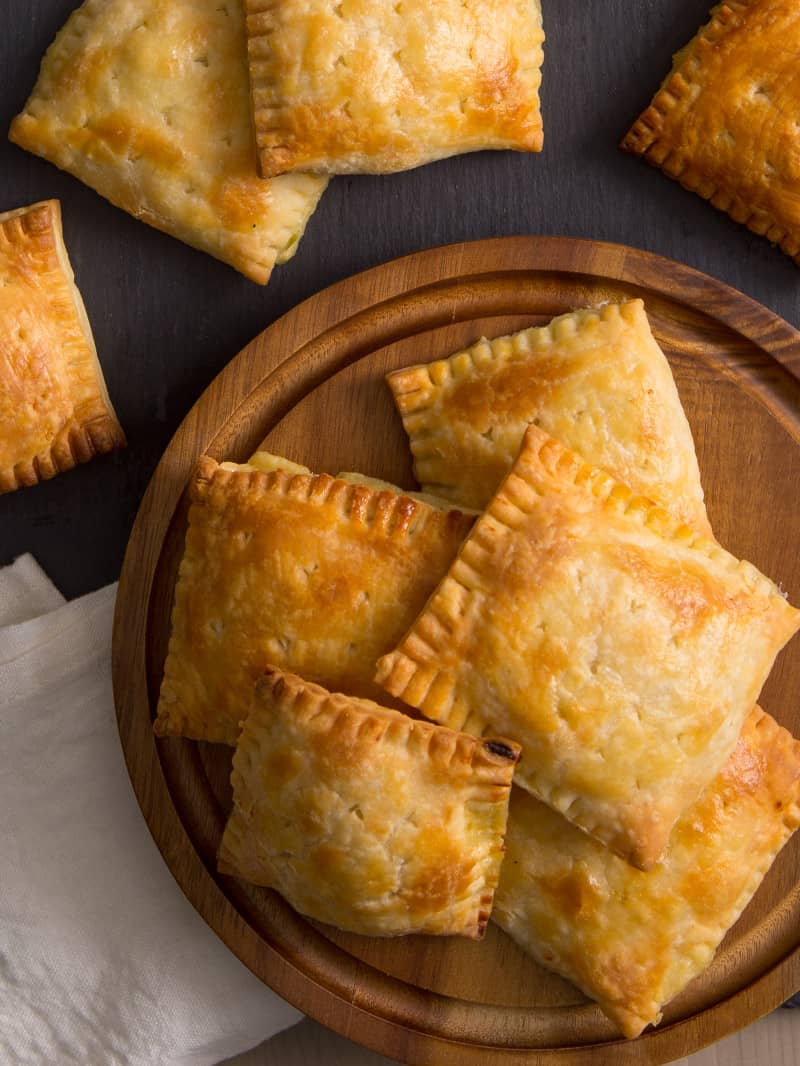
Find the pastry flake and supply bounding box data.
[376,425,800,869]
[217,668,520,937]
[246,0,545,177]
[0,200,124,493]
[493,707,800,1038]
[387,299,710,532]
[9,0,328,284]
[155,455,474,745]
[621,0,800,263]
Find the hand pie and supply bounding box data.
[387,300,710,533]
[493,707,800,1038]
[217,668,520,937]
[246,0,545,177]
[621,0,800,264]
[376,425,800,869]
[9,0,327,284]
[0,200,124,493]
[155,454,474,745]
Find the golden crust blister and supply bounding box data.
[0,200,125,494]
[9,0,327,283]
[155,455,474,745]
[388,299,711,533]
[218,668,520,938]
[377,424,800,869]
[494,707,800,1038]
[621,0,800,263]
[246,0,544,177]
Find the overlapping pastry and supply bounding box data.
[387,299,710,532]
[0,200,124,494]
[621,0,800,264]
[9,0,327,283]
[155,454,473,744]
[245,0,545,177]
[217,668,520,937]
[376,425,800,869]
[494,706,800,1037]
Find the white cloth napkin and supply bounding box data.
[0,555,301,1066]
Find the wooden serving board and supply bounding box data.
[113,237,800,1066]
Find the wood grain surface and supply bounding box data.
[113,238,800,1066]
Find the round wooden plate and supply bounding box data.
[113,237,800,1066]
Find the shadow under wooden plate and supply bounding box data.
[113,237,800,1066]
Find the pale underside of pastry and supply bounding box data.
[9,0,328,284]
[0,200,125,493]
[376,425,800,869]
[218,668,520,937]
[155,453,474,745]
[387,299,711,533]
[494,707,800,1038]
[246,0,545,177]
[621,0,800,264]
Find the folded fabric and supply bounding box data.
[0,555,300,1066]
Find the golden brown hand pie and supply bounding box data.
[494,707,800,1038]
[155,454,474,745]
[387,299,711,533]
[376,425,800,869]
[9,0,327,284]
[621,0,800,264]
[0,200,124,493]
[217,668,520,937]
[246,0,545,177]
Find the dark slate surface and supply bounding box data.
[2,0,799,599]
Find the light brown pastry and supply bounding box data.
[376,425,800,869]
[155,454,474,745]
[621,0,800,264]
[246,0,545,177]
[217,668,520,937]
[387,299,711,533]
[9,0,327,284]
[0,200,124,493]
[494,707,800,1038]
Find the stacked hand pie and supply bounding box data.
[156,298,800,1039]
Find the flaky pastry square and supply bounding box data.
[155,454,474,745]
[9,0,327,284]
[494,707,800,1038]
[218,668,520,937]
[376,425,800,869]
[387,299,711,533]
[621,0,800,264]
[0,200,124,493]
[246,0,544,177]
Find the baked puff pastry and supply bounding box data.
[621,0,800,264]
[387,300,711,533]
[9,0,327,284]
[217,668,520,937]
[155,454,474,745]
[494,707,800,1038]
[0,200,124,493]
[245,0,545,177]
[376,425,800,869]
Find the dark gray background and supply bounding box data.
[2,0,799,599]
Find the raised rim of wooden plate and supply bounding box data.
[113,236,800,1066]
